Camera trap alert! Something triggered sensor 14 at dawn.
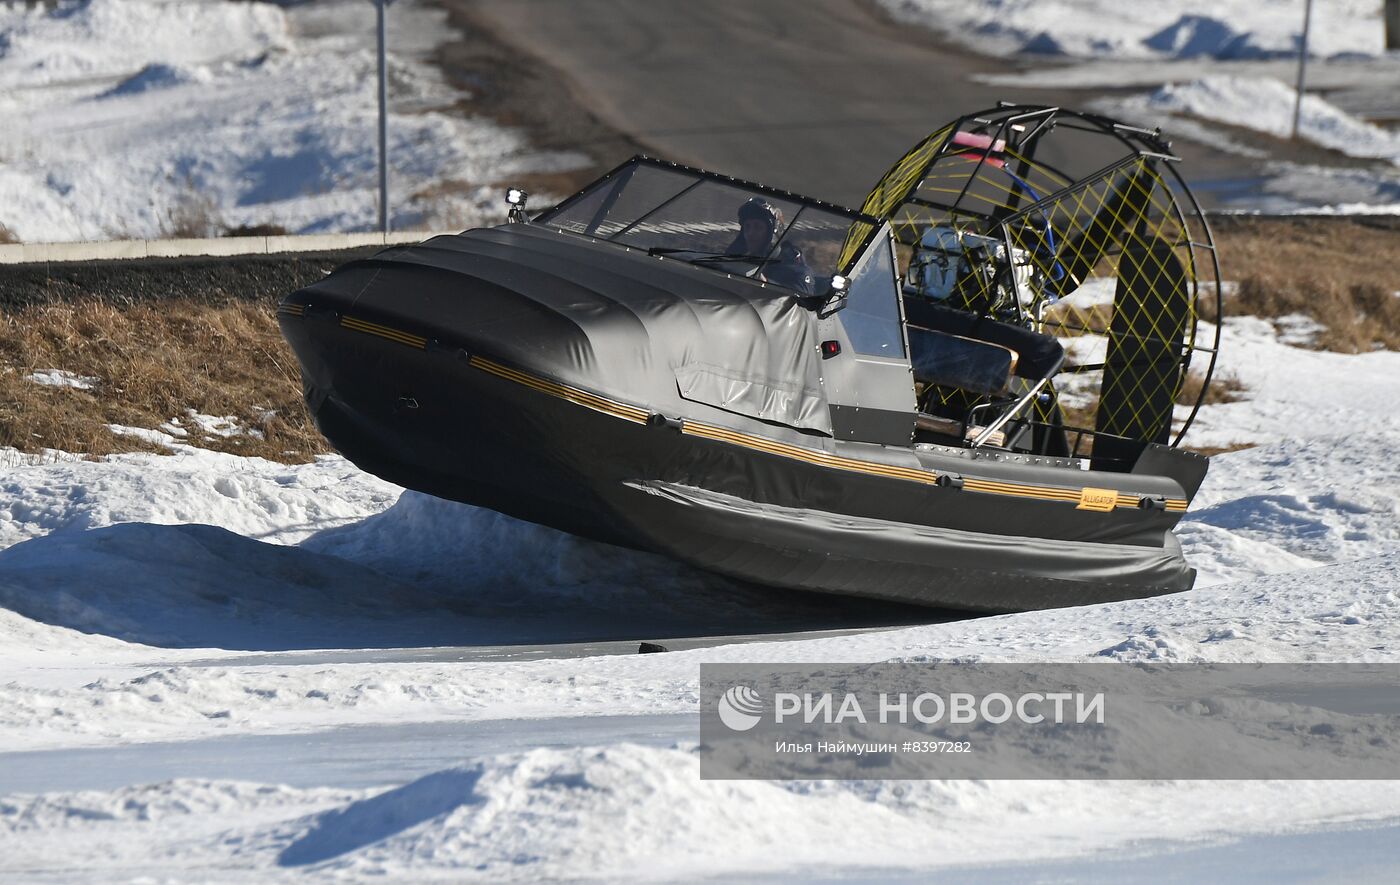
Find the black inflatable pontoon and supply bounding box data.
[279,106,1222,611]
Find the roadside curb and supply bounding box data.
[0,231,458,266]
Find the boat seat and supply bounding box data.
[904,298,1066,447]
[908,326,1019,395]
[902,297,1064,385]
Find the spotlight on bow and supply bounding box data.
[506,187,530,224]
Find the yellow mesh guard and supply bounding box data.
[854,119,1201,459]
[838,125,953,270]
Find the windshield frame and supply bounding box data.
[531,156,887,288]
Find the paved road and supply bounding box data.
[463,0,1264,208]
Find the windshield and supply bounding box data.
[534,158,875,295]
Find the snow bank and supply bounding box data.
[0,522,479,651]
[1246,162,1400,215]
[0,0,287,90]
[1129,75,1400,164]
[1,550,1394,750]
[3,747,1397,882]
[1183,316,1400,451]
[0,449,399,554]
[0,510,824,658]
[0,0,583,242]
[270,749,1399,881]
[879,0,1386,60]
[0,316,1394,744]
[0,443,898,671]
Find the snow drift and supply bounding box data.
[0,0,583,242]
[878,0,1387,61]
[0,323,1398,875]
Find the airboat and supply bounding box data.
[278,104,1223,611]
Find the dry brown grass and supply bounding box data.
[1044,220,1398,355]
[0,298,324,461]
[1207,218,1400,352]
[1175,369,1247,406]
[224,222,291,237]
[159,189,225,240]
[1042,300,1112,336]
[0,217,1386,463]
[1188,442,1258,457]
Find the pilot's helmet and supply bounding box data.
[737,198,783,237]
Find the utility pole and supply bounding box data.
[1387,0,1399,51]
[1290,0,1314,140]
[374,0,392,233]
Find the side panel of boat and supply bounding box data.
[606,481,1192,611]
[280,308,1196,610]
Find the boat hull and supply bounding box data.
[281,303,1196,612]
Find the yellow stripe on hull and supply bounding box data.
[293,306,1189,514]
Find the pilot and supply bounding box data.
[727,197,814,295]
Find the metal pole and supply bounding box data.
[376,0,389,233]
[1291,0,1314,140]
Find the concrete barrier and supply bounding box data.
[0,230,456,265]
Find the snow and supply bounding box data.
[24,369,97,390]
[99,63,214,99]
[182,410,262,439]
[879,0,1387,61]
[1183,316,1400,452]
[1,548,1397,752]
[0,448,400,554]
[0,0,287,90]
[1110,75,1400,164]
[0,0,584,243]
[1,309,1399,877]
[1248,161,1400,214]
[1155,75,1400,214]
[105,422,183,448]
[1,749,1398,881]
[884,0,1400,213]
[150,410,266,442]
[2,0,1400,879]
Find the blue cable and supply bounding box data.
[996,168,1066,286]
